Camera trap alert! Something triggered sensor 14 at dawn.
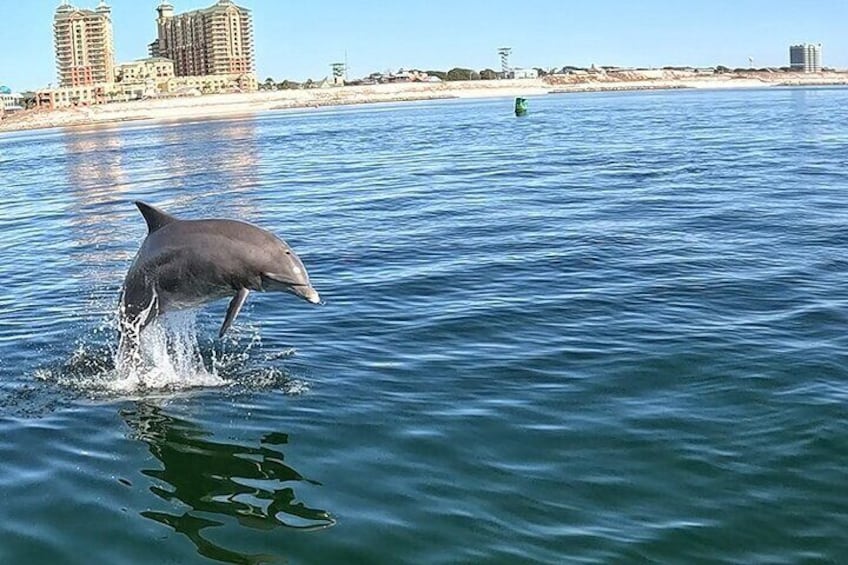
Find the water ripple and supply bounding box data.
[2,90,848,562]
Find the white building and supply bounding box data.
[510,68,539,80]
[790,43,822,73]
[0,91,24,112]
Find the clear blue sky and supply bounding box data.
[2,0,847,90]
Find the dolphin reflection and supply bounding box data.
[121,403,334,564]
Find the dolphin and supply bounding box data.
[118,201,320,354]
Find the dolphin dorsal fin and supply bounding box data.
[135,201,177,233]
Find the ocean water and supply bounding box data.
[1,88,848,563]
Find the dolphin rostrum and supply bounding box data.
[118,201,320,354]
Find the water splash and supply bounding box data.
[28,308,309,401]
[112,310,228,392]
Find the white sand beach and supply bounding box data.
[2,70,847,133]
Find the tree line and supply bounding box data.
[260,67,547,90]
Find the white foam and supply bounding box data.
[30,303,308,399]
[111,310,228,391]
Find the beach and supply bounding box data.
[2,69,847,133]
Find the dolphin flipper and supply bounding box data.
[220,288,250,337]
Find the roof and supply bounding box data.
[129,57,174,64]
[177,0,251,17]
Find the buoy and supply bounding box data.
[514,97,528,116]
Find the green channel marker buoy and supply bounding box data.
[514,97,528,116]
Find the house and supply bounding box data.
[510,68,539,80]
[0,87,24,112]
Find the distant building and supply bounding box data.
[165,73,257,94]
[150,1,255,84]
[331,63,346,86]
[355,69,440,85]
[115,57,175,83]
[790,43,822,73]
[111,58,176,101]
[36,84,108,110]
[0,90,24,113]
[510,68,539,80]
[53,1,116,87]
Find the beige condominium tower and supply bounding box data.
[53,0,115,87]
[150,0,255,77]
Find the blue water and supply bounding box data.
[2,89,848,563]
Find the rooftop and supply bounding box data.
[170,0,252,17]
[56,0,111,13]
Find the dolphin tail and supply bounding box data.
[220,288,250,337]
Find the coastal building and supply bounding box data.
[112,59,254,102]
[331,62,346,86]
[790,43,822,73]
[115,57,175,83]
[112,58,176,101]
[53,0,116,87]
[510,68,539,80]
[36,84,108,110]
[149,1,256,85]
[1,93,24,112]
[0,87,24,114]
[165,72,257,94]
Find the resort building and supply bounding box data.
[0,86,24,114]
[112,58,176,101]
[510,68,540,80]
[53,1,116,87]
[36,84,108,110]
[115,57,175,84]
[149,0,256,87]
[165,73,257,94]
[39,0,256,108]
[789,43,822,73]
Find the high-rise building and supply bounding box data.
[789,43,822,73]
[53,0,115,87]
[150,1,255,78]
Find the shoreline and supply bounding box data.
[2,71,848,134]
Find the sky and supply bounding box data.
[2,0,847,90]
